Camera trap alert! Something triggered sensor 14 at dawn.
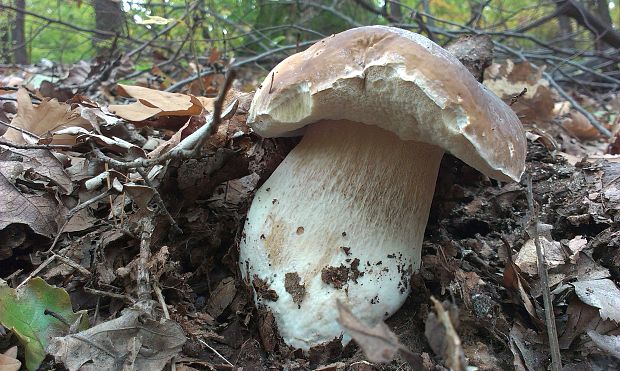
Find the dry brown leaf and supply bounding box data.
[509,323,547,371]
[147,117,191,159]
[573,279,620,322]
[207,277,237,318]
[565,236,587,263]
[503,256,540,324]
[425,297,466,371]
[0,171,65,238]
[0,346,21,371]
[336,300,402,363]
[562,110,600,140]
[588,330,620,359]
[1,88,91,145]
[109,84,203,121]
[515,237,566,276]
[0,148,72,194]
[558,296,620,350]
[484,60,555,123]
[48,306,186,371]
[108,100,161,122]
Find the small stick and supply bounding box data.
[44,309,71,327]
[0,138,72,150]
[526,174,562,371]
[45,188,115,254]
[153,282,175,371]
[136,167,182,235]
[84,287,135,303]
[153,282,170,319]
[136,218,155,302]
[509,88,527,106]
[0,120,41,140]
[16,255,56,290]
[52,252,92,277]
[198,339,234,366]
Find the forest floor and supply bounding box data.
[0,56,619,371]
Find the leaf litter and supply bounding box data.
[1,48,620,371]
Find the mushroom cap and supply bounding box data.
[248,26,526,182]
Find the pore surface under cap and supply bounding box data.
[249,25,526,182]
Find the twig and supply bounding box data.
[91,71,237,172]
[44,309,72,327]
[526,174,562,371]
[0,120,40,140]
[136,218,155,302]
[0,4,140,44]
[153,282,170,319]
[0,86,42,103]
[198,339,234,367]
[16,255,56,290]
[45,188,116,254]
[84,287,135,303]
[509,88,528,106]
[136,167,182,235]
[493,43,612,138]
[543,71,611,137]
[153,281,175,371]
[165,42,315,92]
[0,139,73,150]
[51,252,92,277]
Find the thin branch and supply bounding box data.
[0,4,137,43]
[136,167,182,235]
[526,175,562,371]
[198,339,234,366]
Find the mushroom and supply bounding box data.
[240,26,526,350]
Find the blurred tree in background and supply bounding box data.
[1,0,618,64]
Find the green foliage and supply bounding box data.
[4,0,620,65]
[24,0,96,63]
[0,278,89,371]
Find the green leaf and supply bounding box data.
[0,278,89,371]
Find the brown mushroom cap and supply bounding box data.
[249,26,526,182]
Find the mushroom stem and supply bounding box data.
[240,120,444,349]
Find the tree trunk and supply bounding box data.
[388,1,402,22]
[594,0,612,50]
[12,0,27,64]
[92,0,124,56]
[554,0,620,49]
[420,0,435,28]
[557,15,575,49]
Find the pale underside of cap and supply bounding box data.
[248,25,526,182]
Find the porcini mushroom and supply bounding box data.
[240,26,526,350]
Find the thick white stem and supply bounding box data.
[240,120,444,349]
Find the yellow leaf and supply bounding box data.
[135,15,174,25]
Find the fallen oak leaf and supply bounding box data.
[0,346,21,371]
[1,88,91,145]
[109,84,203,121]
[572,279,620,322]
[588,330,620,359]
[336,300,421,366]
[0,147,73,194]
[424,297,466,371]
[0,171,66,238]
[48,306,186,371]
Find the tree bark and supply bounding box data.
[554,0,620,49]
[92,0,124,56]
[557,15,575,49]
[12,0,27,64]
[388,1,402,22]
